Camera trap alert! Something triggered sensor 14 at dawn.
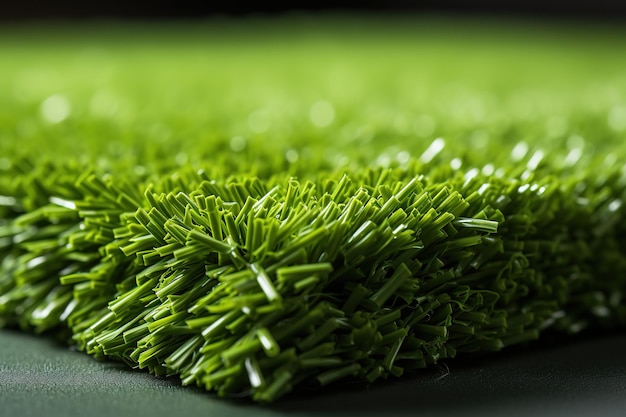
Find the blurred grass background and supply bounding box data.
[1,16,625,177]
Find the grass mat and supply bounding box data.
[1,16,626,402]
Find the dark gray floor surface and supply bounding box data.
[1,329,625,417]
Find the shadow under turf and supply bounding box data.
[269,330,626,416]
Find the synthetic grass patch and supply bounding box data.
[1,17,626,402]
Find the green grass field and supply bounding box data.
[1,16,626,402]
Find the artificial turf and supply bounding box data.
[1,16,625,402]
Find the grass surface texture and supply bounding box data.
[1,17,626,403]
